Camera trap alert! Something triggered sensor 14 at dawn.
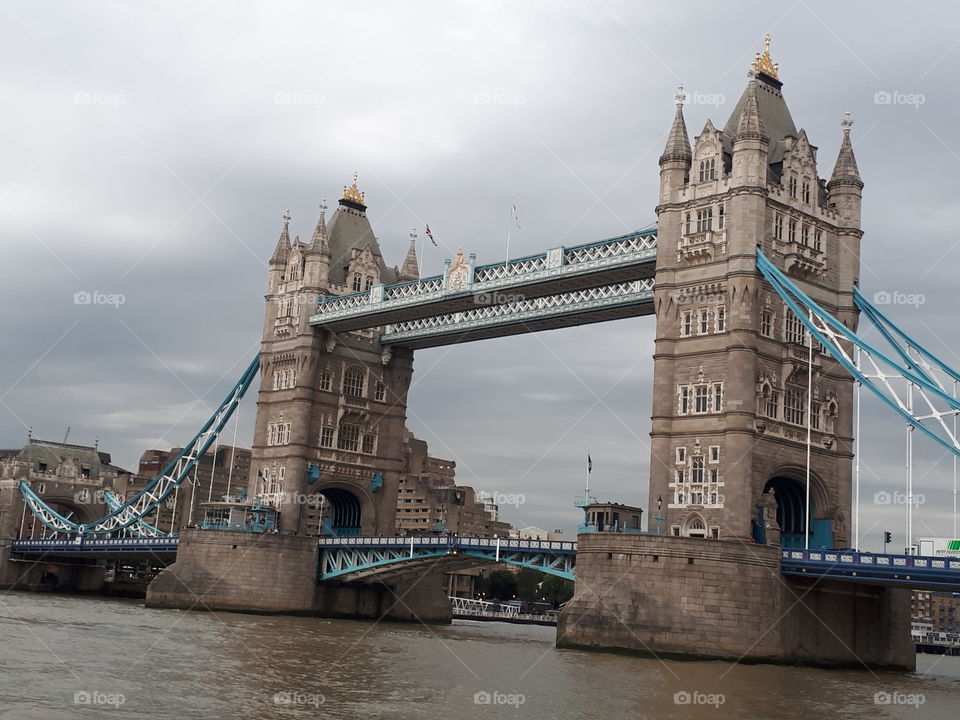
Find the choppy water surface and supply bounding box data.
[0,592,957,719]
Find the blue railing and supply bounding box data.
[781,549,960,588]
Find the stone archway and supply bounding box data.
[762,473,832,549]
[682,513,707,539]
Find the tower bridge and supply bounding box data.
[2,37,955,669]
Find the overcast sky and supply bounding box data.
[2,1,960,549]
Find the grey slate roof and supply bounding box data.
[325,203,398,286]
[722,74,797,164]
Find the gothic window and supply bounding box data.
[717,204,725,230]
[811,401,822,431]
[691,456,704,483]
[694,385,709,413]
[699,309,709,334]
[343,368,365,397]
[679,386,690,414]
[802,179,811,204]
[715,306,726,332]
[696,208,713,232]
[814,229,823,252]
[361,433,376,454]
[801,224,810,246]
[320,427,334,448]
[709,446,720,463]
[784,388,805,426]
[761,309,773,337]
[764,389,780,419]
[681,311,693,337]
[788,218,797,243]
[337,423,360,451]
[267,421,291,446]
[774,213,784,241]
[685,212,692,235]
[374,382,386,402]
[788,174,797,197]
[784,310,806,345]
[352,273,362,292]
[319,370,332,391]
[698,157,716,182]
[365,276,374,291]
[676,447,686,464]
[713,383,723,412]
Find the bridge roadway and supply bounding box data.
[11,537,960,591]
[308,229,657,348]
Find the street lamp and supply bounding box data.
[654,495,664,535]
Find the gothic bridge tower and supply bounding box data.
[250,175,422,535]
[649,37,863,546]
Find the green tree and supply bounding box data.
[480,569,518,600]
[540,574,575,606]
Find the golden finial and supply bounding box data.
[752,34,779,79]
[341,171,366,206]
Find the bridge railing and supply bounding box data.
[10,536,180,553]
[316,535,577,553]
[782,549,960,571]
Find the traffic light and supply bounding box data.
[884,531,892,544]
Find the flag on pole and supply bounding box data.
[511,202,522,230]
[425,224,438,246]
[587,452,592,474]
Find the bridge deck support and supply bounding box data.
[558,534,915,670]
[145,530,451,623]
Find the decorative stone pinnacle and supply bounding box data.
[752,33,779,79]
[409,227,417,243]
[674,85,686,106]
[841,111,854,132]
[283,209,291,224]
[319,197,327,214]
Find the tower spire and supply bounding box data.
[735,79,768,142]
[659,86,692,165]
[829,112,863,189]
[269,210,292,266]
[308,197,330,255]
[399,227,420,281]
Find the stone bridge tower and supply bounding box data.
[250,175,422,535]
[648,38,863,547]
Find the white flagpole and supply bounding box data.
[854,345,862,552]
[805,314,813,550]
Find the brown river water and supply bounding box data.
[0,592,957,719]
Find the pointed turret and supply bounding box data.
[829,113,863,189]
[398,228,420,282]
[735,79,768,142]
[270,210,292,266]
[307,197,330,256]
[659,86,692,165]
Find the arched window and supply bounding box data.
[352,273,362,292]
[343,368,365,397]
[365,276,374,291]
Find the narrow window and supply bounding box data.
[320,427,334,448]
[715,306,726,332]
[352,273,362,292]
[681,311,693,337]
[676,447,686,464]
[709,446,720,463]
[761,309,773,337]
[814,229,823,252]
[362,434,375,454]
[319,370,332,391]
[717,204,725,230]
[695,385,709,413]
[774,213,784,241]
[375,382,386,402]
[679,386,690,415]
[699,309,709,334]
[788,218,797,243]
[713,383,723,412]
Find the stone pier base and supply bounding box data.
[146,529,451,623]
[558,534,914,670]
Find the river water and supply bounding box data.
[0,592,957,719]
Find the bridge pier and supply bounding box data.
[0,541,107,593]
[146,530,451,623]
[558,534,914,670]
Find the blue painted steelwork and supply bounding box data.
[757,250,960,458]
[10,536,179,556]
[781,549,960,590]
[317,536,577,581]
[19,356,260,536]
[101,489,164,538]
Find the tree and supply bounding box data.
[480,569,518,600]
